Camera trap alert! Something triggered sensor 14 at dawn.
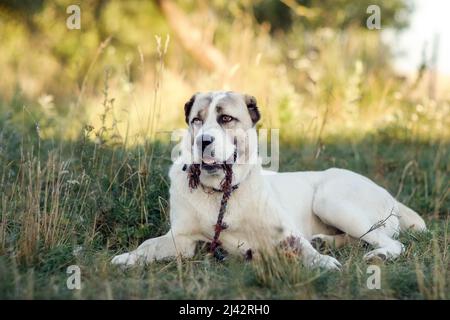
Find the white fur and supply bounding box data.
[112,93,426,270]
[112,161,426,270]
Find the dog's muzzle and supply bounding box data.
[196,133,236,173]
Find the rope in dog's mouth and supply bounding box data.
[184,162,235,260]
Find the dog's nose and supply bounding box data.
[197,134,215,153]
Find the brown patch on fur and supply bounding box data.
[195,108,208,122]
[280,235,303,257]
[184,94,196,124]
[244,95,261,125]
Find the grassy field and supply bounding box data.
[0,109,448,299]
[0,0,449,300]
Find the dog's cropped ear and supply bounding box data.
[184,94,197,124]
[244,94,261,126]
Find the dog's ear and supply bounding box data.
[244,94,261,126]
[184,94,197,124]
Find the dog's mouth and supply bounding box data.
[201,156,224,172]
[201,163,222,173]
[201,154,235,173]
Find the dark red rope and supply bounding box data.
[187,163,201,189]
[185,163,234,260]
[209,164,233,255]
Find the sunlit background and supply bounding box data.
[387,0,450,76]
[0,0,448,143]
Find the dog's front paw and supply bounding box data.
[309,254,342,271]
[111,252,142,267]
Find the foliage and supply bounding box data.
[253,0,411,32]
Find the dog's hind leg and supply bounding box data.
[312,200,404,261]
[360,231,404,262]
[311,233,356,251]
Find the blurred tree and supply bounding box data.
[0,0,44,13]
[155,0,227,71]
[0,0,412,103]
[0,0,44,30]
[252,0,411,32]
[253,0,294,31]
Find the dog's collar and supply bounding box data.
[182,164,239,194]
[200,182,239,194]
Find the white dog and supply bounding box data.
[112,91,426,270]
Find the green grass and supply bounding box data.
[0,113,448,299]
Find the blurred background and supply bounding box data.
[0,0,448,144]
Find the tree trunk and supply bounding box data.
[156,0,227,72]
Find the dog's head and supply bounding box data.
[182,91,260,188]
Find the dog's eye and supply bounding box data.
[220,115,234,123]
[191,118,202,125]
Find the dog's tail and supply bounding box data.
[397,202,427,231]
